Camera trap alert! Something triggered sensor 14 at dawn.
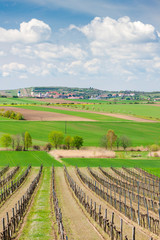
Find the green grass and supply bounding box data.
[0,98,46,105]
[15,105,129,122]
[62,158,160,168]
[62,103,160,120]
[0,116,14,121]
[0,151,62,167]
[0,121,160,147]
[19,167,53,240]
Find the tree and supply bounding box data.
[107,129,117,149]
[21,132,25,151]
[73,136,83,149]
[64,136,73,149]
[0,134,12,149]
[116,137,121,150]
[48,131,64,149]
[11,135,16,150]
[100,135,108,149]
[120,135,131,150]
[24,131,32,150]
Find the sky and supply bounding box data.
[0,0,160,91]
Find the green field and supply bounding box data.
[0,97,46,105]
[0,121,159,147]
[62,158,160,169]
[0,152,159,177]
[15,105,129,122]
[63,103,160,120]
[0,151,62,166]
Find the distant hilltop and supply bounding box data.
[0,86,160,101]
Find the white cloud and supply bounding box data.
[1,62,26,77]
[71,16,158,43]
[0,19,51,43]
[11,43,87,60]
[84,58,100,72]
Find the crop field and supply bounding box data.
[0,99,159,239]
[0,121,159,147]
[60,102,160,120]
[0,157,160,240]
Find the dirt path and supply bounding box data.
[18,167,55,240]
[68,167,157,240]
[0,167,39,232]
[47,106,158,122]
[55,167,103,240]
[0,106,95,121]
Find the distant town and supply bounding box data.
[1,86,160,101]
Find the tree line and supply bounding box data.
[0,131,84,151]
[0,110,24,120]
[100,129,131,150]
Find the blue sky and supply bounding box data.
[0,0,160,91]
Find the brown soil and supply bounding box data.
[68,167,157,240]
[0,167,39,232]
[0,106,95,121]
[46,106,157,122]
[55,167,103,240]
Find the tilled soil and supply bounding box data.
[0,106,95,121]
[47,106,157,122]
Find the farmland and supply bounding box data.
[0,98,160,239]
[0,155,160,239]
[0,121,159,147]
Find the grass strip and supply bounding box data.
[19,167,53,240]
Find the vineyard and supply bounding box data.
[0,164,159,240]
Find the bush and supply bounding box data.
[33,145,40,151]
[15,146,23,151]
[43,143,52,152]
[15,113,24,120]
[149,144,159,152]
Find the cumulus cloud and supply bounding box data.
[70,16,159,43]
[0,19,51,43]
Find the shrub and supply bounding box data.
[43,143,52,152]
[15,113,24,120]
[149,144,159,152]
[15,146,23,151]
[33,145,40,151]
